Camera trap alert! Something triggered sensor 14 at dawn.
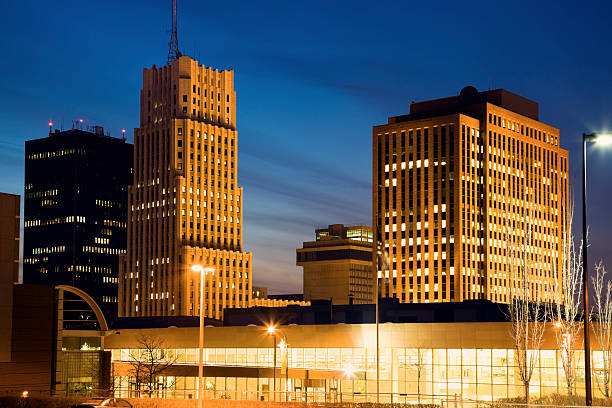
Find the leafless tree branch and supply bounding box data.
[128,335,178,397]
[548,197,583,396]
[592,261,612,397]
[505,189,548,405]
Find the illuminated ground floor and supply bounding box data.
[104,322,607,403]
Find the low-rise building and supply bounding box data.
[297,224,374,305]
[105,304,600,403]
[0,284,109,397]
[0,192,20,363]
[252,286,268,300]
[250,298,310,308]
[0,290,606,402]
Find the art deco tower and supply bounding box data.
[119,55,252,318]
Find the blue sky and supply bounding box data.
[1,0,612,293]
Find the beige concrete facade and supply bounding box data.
[373,92,568,303]
[119,56,252,318]
[252,286,268,299]
[250,298,310,307]
[297,225,374,305]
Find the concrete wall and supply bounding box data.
[104,320,574,351]
[0,285,56,396]
[0,193,19,362]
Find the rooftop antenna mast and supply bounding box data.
[167,0,180,63]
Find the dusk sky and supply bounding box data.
[2,0,612,294]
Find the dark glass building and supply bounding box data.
[23,126,133,318]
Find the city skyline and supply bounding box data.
[2,0,612,293]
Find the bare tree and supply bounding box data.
[110,363,120,397]
[128,335,178,397]
[505,191,548,405]
[407,348,427,403]
[592,261,612,398]
[549,200,583,396]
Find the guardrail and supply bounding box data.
[2,390,608,408]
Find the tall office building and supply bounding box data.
[23,127,133,318]
[297,224,374,305]
[119,55,252,318]
[373,86,568,303]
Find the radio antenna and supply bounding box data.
[167,0,180,63]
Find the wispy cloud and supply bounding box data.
[0,140,24,168]
[239,127,372,292]
[245,52,406,105]
[246,210,325,233]
[241,139,370,190]
[241,164,370,222]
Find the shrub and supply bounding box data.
[0,397,85,408]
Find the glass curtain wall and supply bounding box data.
[111,346,598,402]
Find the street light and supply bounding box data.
[375,241,388,404]
[191,264,215,408]
[582,132,612,406]
[266,325,277,401]
[278,337,289,401]
[340,363,355,403]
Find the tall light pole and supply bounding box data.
[375,264,380,405]
[267,325,277,401]
[342,363,355,403]
[582,132,612,406]
[375,241,387,404]
[278,337,289,401]
[191,264,215,408]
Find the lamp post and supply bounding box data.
[376,265,380,405]
[581,132,612,406]
[278,337,289,401]
[191,264,215,408]
[342,363,355,403]
[267,325,277,401]
[375,241,387,404]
